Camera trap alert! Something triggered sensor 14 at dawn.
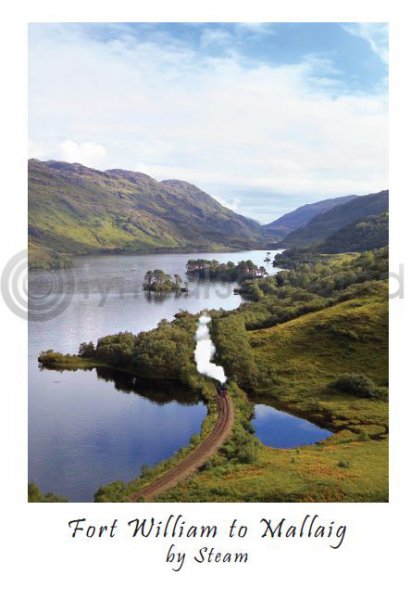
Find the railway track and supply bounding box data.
[128,392,234,501]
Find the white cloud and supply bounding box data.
[235,23,275,36]
[28,139,49,160]
[213,195,241,213]
[200,29,233,48]
[342,23,388,64]
[57,140,107,168]
[29,25,388,222]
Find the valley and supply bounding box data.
[28,159,389,504]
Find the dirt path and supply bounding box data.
[128,393,234,501]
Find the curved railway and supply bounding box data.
[128,392,234,501]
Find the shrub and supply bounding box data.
[236,438,260,463]
[221,425,261,464]
[94,481,128,502]
[28,481,67,502]
[330,373,377,398]
[38,349,64,367]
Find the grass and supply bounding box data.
[249,289,388,436]
[153,284,388,502]
[156,438,388,502]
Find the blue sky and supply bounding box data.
[79,22,387,93]
[29,22,388,223]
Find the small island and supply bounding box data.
[143,269,188,293]
[186,259,267,282]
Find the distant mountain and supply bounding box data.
[317,212,388,253]
[281,190,389,248]
[263,195,357,239]
[28,160,270,268]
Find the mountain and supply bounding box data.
[317,212,388,253]
[280,190,389,249]
[28,159,270,268]
[263,195,357,239]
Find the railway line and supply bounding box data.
[128,392,234,501]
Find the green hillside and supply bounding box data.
[263,194,356,239]
[28,159,269,268]
[158,293,388,502]
[281,190,388,248]
[153,250,388,502]
[318,212,388,253]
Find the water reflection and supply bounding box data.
[95,367,200,406]
[28,366,206,501]
[144,289,188,303]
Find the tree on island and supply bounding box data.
[143,269,184,293]
[186,258,267,283]
[144,270,154,288]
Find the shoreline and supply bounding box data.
[29,244,281,271]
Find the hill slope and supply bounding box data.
[281,190,388,248]
[28,159,269,268]
[318,212,388,253]
[155,278,388,502]
[263,195,357,238]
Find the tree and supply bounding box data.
[78,341,95,358]
[144,270,154,287]
[153,269,167,284]
[143,268,181,292]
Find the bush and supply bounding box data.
[38,349,66,367]
[236,438,260,463]
[28,481,67,502]
[330,373,377,398]
[221,425,261,464]
[94,481,128,502]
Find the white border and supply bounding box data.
[1,1,409,597]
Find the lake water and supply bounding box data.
[29,249,281,501]
[252,403,331,448]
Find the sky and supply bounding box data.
[28,22,388,224]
